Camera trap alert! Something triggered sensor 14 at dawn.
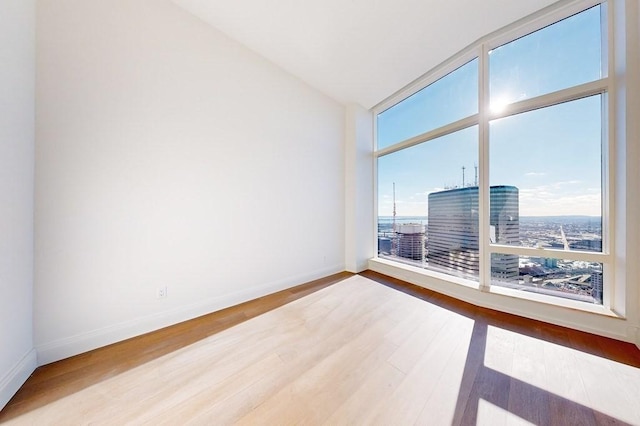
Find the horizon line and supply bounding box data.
[378,215,602,218]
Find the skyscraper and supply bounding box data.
[489,186,520,279]
[427,185,519,279]
[591,271,603,304]
[396,223,425,261]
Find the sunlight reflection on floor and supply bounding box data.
[483,325,640,424]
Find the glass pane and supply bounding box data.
[490,95,602,252]
[489,5,605,111]
[377,59,478,150]
[378,126,478,281]
[491,256,603,305]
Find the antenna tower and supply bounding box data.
[392,182,397,233]
[474,164,478,186]
[392,182,397,257]
[462,166,466,188]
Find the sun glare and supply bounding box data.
[490,97,510,114]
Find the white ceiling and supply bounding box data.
[172,0,560,109]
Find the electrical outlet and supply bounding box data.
[157,286,168,299]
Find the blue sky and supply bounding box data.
[378,5,604,217]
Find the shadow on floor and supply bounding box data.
[361,270,640,425]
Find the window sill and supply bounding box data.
[487,284,621,319]
[369,256,480,290]
[368,257,624,321]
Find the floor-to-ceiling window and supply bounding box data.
[375,1,612,311]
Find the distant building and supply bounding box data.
[544,257,558,268]
[396,223,425,261]
[490,186,520,279]
[378,237,392,255]
[591,271,603,304]
[570,239,602,252]
[427,186,519,278]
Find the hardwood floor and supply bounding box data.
[2,270,640,425]
[0,272,352,423]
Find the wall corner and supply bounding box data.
[345,104,374,273]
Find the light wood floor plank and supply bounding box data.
[234,285,403,425]
[542,339,598,425]
[370,311,474,425]
[414,318,476,426]
[2,271,640,425]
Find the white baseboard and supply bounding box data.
[0,349,37,411]
[36,264,345,365]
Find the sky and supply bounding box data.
[377,5,604,218]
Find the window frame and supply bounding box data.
[372,0,617,316]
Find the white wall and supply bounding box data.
[345,104,374,273]
[35,0,345,364]
[0,0,37,410]
[614,0,640,348]
[627,0,640,348]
